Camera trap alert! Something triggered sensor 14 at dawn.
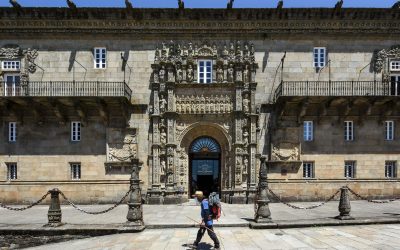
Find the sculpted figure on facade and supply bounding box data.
[160,127,167,144]
[160,159,166,175]
[161,42,168,61]
[243,65,249,83]
[222,44,229,59]
[227,64,234,82]
[243,128,249,146]
[186,64,194,83]
[243,93,250,113]
[243,157,248,174]
[176,63,183,83]
[159,94,167,113]
[159,65,166,83]
[216,65,224,83]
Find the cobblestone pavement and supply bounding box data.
[0,200,400,226]
[26,224,400,250]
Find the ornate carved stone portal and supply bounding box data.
[148,41,260,204]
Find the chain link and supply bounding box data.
[59,188,132,215]
[267,188,340,210]
[347,187,399,204]
[0,192,50,211]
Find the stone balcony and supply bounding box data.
[274,81,394,101]
[1,81,132,100]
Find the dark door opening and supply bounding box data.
[189,136,222,198]
[190,156,220,198]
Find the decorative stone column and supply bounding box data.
[47,188,62,227]
[335,186,354,220]
[127,161,145,230]
[254,156,272,223]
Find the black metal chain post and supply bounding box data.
[335,186,354,220]
[254,156,272,223]
[47,188,62,226]
[126,160,145,229]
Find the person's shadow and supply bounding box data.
[182,243,213,249]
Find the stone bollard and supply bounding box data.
[47,188,62,226]
[254,156,272,223]
[126,160,145,230]
[335,186,354,220]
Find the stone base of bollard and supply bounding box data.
[335,214,354,220]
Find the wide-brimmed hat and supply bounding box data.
[192,191,204,198]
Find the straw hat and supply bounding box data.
[192,191,204,199]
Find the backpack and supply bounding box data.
[208,192,221,220]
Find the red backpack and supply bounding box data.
[209,192,221,220]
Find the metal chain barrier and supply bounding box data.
[347,187,399,204]
[0,191,50,211]
[267,188,340,210]
[59,188,132,215]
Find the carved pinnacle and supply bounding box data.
[9,0,22,10]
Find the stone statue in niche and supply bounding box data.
[153,69,159,83]
[243,65,249,83]
[160,127,167,144]
[243,157,248,174]
[155,46,160,62]
[216,65,224,83]
[188,43,193,57]
[183,44,188,57]
[222,44,229,58]
[236,67,242,82]
[160,159,166,175]
[161,43,168,61]
[159,65,166,83]
[159,94,167,113]
[243,129,249,146]
[243,93,250,113]
[167,67,175,82]
[176,64,183,83]
[227,64,234,82]
[187,64,194,83]
[229,42,235,60]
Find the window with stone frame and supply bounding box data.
[94,47,107,69]
[303,162,314,178]
[390,61,400,71]
[1,60,21,71]
[344,121,354,141]
[70,163,81,180]
[8,122,17,142]
[198,60,212,83]
[344,161,356,179]
[303,121,313,141]
[385,121,395,141]
[313,47,326,68]
[71,121,81,142]
[385,161,397,178]
[4,74,21,97]
[6,163,17,180]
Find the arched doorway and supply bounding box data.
[189,136,221,197]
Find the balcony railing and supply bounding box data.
[274,81,394,101]
[0,81,132,99]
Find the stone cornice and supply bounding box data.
[0,8,400,35]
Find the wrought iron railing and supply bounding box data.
[0,81,132,99]
[274,81,393,101]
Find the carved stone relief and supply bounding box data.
[271,143,300,161]
[176,94,233,114]
[106,128,138,162]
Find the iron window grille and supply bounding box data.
[71,163,81,180]
[6,163,17,180]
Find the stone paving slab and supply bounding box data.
[25,224,400,250]
[0,200,399,230]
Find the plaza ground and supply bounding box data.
[26,224,400,250]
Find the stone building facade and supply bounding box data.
[0,7,399,204]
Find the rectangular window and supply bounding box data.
[344,161,356,179]
[391,76,400,96]
[71,122,81,142]
[303,121,313,141]
[385,121,394,141]
[70,163,81,180]
[6,163,17,180]
[94,47,107,69]
[344,121,354,141]
[2,60,21,70]
[198,60,212,83]
[390,61,400,71]
[8,122,16,142]
[313,47,326,68]
[4,74,21,96]
[303,162,314,178]
[385,161,397,178]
